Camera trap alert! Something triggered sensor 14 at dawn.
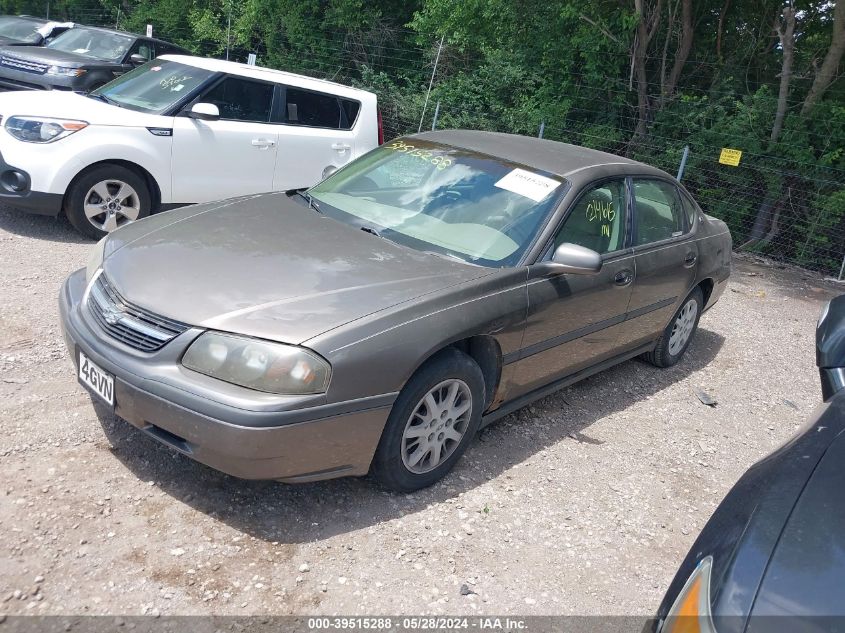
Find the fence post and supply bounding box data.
[418,35,444,133]
[538,121,545,139]
[676,145,690,181]
[225,0,232,61]
[431,102,440,131]
[839,254,845,281]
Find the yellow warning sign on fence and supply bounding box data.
[719,148,742,166]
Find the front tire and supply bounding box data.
[372,348,485,492]
[644,286,703,368]
[65,164,151,239]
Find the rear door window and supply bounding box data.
[632,179,686,246]
[202,77,274,123]
[283,87,341,128]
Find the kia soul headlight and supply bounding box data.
[182,332,331,395]
[5,116,88,143]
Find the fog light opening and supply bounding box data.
[0,169,28,193]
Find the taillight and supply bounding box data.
[377,109,384,145]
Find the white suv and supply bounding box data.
[0,55,381,238]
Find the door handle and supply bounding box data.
[331,142,351,152]
[684,252,698,266]
[251,138,276,148]
[614,270,634,286]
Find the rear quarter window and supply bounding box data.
[340,99,360,130]
[679,190,700,228]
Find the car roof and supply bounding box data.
[158,54,376,99]
[66,24,180,47]
[9,15,48,23]
[413,129,671,182]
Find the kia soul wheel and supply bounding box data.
[372,348,485,492]
[66,165,151,239]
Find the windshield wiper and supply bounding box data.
[360,225,382,238]
[291,190,322,214]
[88,93,121,107]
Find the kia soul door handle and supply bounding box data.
[332,143,351,151]
[251,138,275,148]
[614,270,634,286]
[684,252,698,266]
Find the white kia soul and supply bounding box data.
[0,55,381,238]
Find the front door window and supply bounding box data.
[554,179,626,254]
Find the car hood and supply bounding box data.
[0,44,102,67]
[101,193,494,345]
[0,90,165,127]
[750,426,845,617]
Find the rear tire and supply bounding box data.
[65,164,151,240]
[644,286,703,368]
[371,348,485,492]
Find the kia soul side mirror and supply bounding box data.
[187,103,221,122]
[816,294,845,401]
[549,242,603,275]
[129,53,148,66]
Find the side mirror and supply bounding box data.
[129,53,148,66]
[187,102,220,122]
[816,295,845,400]
[548,242,603,275]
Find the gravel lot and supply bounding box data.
[0,206,840,618]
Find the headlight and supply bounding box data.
[182,332,331,395]
[661,556,716,633]
[5,116,88,143]
[86,236,107,283]
[46,65,86,77]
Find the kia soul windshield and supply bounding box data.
[309,140,567,267]
[91,60,214,113]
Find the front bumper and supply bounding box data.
[0,67,78,91]
[59,268,394,482]
[0,149,63,215]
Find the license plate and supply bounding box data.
[78,350,114,406]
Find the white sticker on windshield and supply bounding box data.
[494,168,560,202]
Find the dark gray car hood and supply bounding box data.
[0,45,103,67]
[749,427,845,617]
[102,193,493,345]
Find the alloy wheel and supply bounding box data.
[83,179,142,233]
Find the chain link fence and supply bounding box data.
[9,1,845,278]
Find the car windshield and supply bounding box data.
[46,27,133,62]
[309,140,567,267]
[91,60,215,114]
[0,17,44,43]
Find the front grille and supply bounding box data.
[87,274,189,352]
[0,55,48,74]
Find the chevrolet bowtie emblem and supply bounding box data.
[102,305,123,326]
